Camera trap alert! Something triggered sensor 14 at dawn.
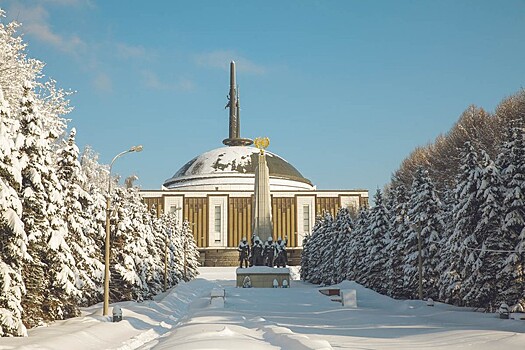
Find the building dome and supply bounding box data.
[163,146,314,191]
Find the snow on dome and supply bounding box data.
[163,146,314,191]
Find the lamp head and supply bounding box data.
[130,145,143,153]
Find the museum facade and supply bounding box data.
[141,145,368,265]
[140,61,368,266]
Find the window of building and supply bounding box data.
[214,205,221,242]
[303,205,310,234]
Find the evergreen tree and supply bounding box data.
[406,167,443,300]
[18,83,79,326]
[442,141,481,305]
[319,216,338,285]
[499,122,525,308]
[160,211,183,287]
[300,234,311,281]
[348,208,370,283]
[363,189,391,294]
[110,186,150,302]
[0,87,28,336]
[180,220,200,281]
[463,150,506,308]
[56,129,103,306]
[144,207,167,295]
[332,207,353,284]
[303,213,332,284]
[385,178,410,298]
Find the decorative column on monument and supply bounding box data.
[252,137,273,243]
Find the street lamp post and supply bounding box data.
[103,145,143,316]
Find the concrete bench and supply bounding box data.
[340,289,357,308]
[210,288,225,307]
[318,288,340,296]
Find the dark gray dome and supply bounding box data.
[163,146,313,190]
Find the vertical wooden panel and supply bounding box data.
[248,197,253,239]
[228,200,234,247]
[290,199,296,247]
[200,199,203,246]
[279,198,285,239]
[205,201,209,248]
[276,198,281,239]
[233,199,237,246]
[244,198,248,240]
[239,199,243,245]
[203,200,208,248]
[286,199,291,241]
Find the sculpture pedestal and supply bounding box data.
[236,267,290,288]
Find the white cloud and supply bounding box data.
[194,50,266,75]
[42,0,82,5]
[117,43,148,60]
[8,3,86,54]
[141,70,195,92]
[92,73,112,92]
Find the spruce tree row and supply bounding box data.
[0,11,199,337]
[302,90,525,312]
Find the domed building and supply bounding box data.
[141,62,368,266]
[163,146,314,191]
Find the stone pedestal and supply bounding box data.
[236,267,290,288]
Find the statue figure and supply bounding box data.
[251,236,264,266]
[263,236,276,267]
[274,237,288,267]
[237,237,250,268]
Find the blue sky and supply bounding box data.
[3,0,525,194]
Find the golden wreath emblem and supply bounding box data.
[254,137,270,154]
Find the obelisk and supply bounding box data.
[223,61,253,147]
[252,137,273,243]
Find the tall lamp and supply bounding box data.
[103,145,143,316]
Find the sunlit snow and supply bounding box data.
[3,267,524,349]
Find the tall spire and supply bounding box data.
[223,61,253,146]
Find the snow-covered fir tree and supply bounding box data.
[110,186,150,302]
[498,122,525,308]
[160,211,184,287]
[56,129,104,306]
[144,207,167,295]
[442,141,481,305]
[179,220,200,281]
[319,215,339,285]
[332,207,354,284]
[463,149,506,309]
[299,234,311,281]
[18,82,79,326]
[0,86,28,336]
[405,167,443,300]
[384,178,410,298]
[362,189,391,294]
[300,212,333,284]
[0,10,203,335]
[346,208,370,283]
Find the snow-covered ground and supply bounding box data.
[3,267,524,349]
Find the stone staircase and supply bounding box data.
[198,248,303,267]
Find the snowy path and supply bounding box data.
[138,268,525,349]
[2,267,524,349]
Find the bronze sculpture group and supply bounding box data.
[237,236,288,268]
